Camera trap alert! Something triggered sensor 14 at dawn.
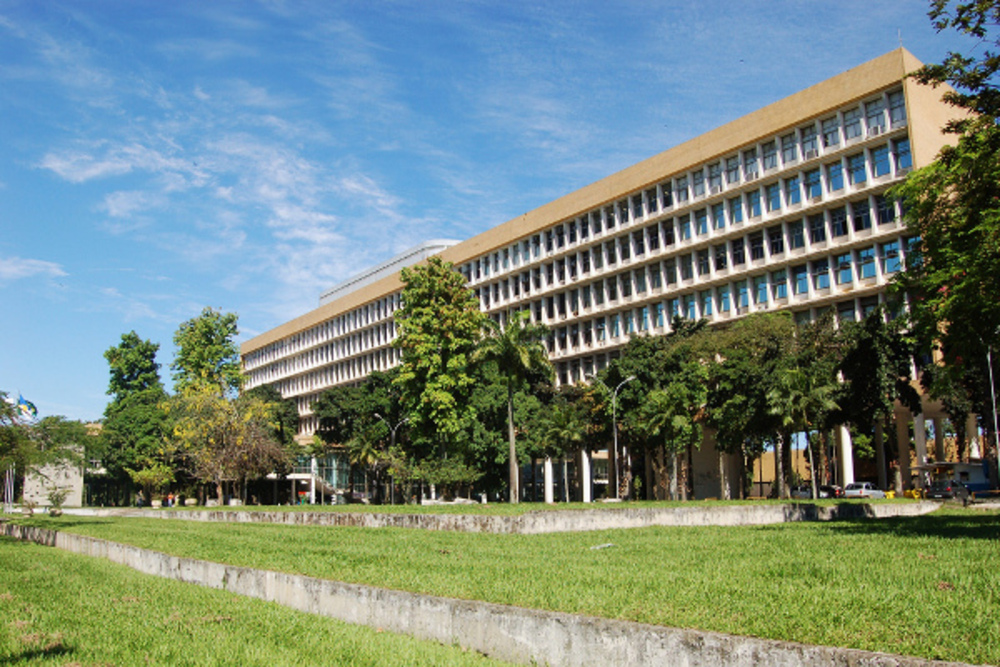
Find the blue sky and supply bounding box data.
[0,1,972,421]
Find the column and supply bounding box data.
[967,413,982,459]
[309,456,317,504]
[895,409,910,493]
[934,416,946,462]
[835,425,855,487]
[914,413,928,489]
[875,421,887,491]
[580,449,592,503]
[544,457,554,504]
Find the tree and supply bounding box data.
[892,1,1000,448]
[393,258,485,462]
[244,383,300,449]
[101,332,169,486]
[473,310,551,503]
[172,307,242,395]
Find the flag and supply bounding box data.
[17,394,37,419]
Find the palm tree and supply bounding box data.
[767,367,839,499]
[536,399,588,502]
[474,311,551,503]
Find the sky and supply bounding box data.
[0,1,975,422]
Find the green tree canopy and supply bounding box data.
[104,331,164,401]
[171,307,242,396]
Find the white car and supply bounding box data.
[844,482,886,499]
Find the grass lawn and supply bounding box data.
[13,505,1000,665]
[0,536,514,666]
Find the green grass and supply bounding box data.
[0,536,514,666]
[13,506,1000,664]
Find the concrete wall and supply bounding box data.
[98,500,940,534]
[1,522,976,667]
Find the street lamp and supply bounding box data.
[590,374,637,500]
[375,414,409,504]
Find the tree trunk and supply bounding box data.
[775,433,786,499]
[507,385,518,504]
[669,451,679,501]
[719,449,731,500]
[806,430,818,499]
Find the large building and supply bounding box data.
[241,49,970,497]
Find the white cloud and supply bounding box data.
[0,256,67,281]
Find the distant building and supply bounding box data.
[242,49,973,497]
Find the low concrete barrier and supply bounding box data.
[1,522,978,667]
[95,500,941,534]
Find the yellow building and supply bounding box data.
[241,48,965,498]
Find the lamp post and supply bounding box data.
[375,414,408,505]
[590,374,637,500]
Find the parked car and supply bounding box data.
[844,482,886,499]
[925,479,970,503]
[790,485,811,499]
[819,484,844,498]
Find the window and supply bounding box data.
[664,258,677,284]
[766,182,782,212]
[888,90,906,126]
[870,145,891,177]
[697,249,710,276]
[712,202,726,230]
[731,238,746,265]
[655,302,665,328]
[781,133,798,164]
[678,215,692,241]
[692,171,706,197]
[607,277,618,300]
[894,138,912,170]
[848,153,867,185]
[545,230,554,253]
[611,314,621,337]
[753,275,768,305]
[788,220,805,249]
[695,209,708,236]
[857,246,876,279]
[647,225,660,251]
[668,298,680,318]
[809,213,827,243]
[639,306,649,331]
[714,244,728,270]
[718,285,731,312]
[804,169,821,199]
[835,253,853,285]
[866,99,885,133]
[744,148,758,178]
[632,230,645,256]
[663,220,676,246]
[700,290,714,316]
[749,232,765,260]
[875,195,895,225]
[747,190,762,217]
[822,117,840,147]
[592,246,603,270]
[606,241,617,265]
[827,162,844,191]
[684,295,697,320]
[726,156,741,184]
[649,264,662,289]
[582,284,591,308]
[618,200,630,226]
[830,207,848,237]
[838,301,857,323]
[736,280,749,309]
[567,221,577,244]
[676,177,689,203]
[762,141,778,170]
[605,205,616,229]
[880,240,900,273]
[812,258,830,290]
[581,252,590,273]
[680,254,693,280]
[785,176,801,206]
[632,194,643,220]
[851,200,871,232]
[635,268,647,293]
[729,197,744,224]
[905,235,922,269]
[579,217,589,240]
[801,124,818,155]
[645,188,658,215]
[660,185,673,209]
[596,317,606,340]
[768,226,784,255]
[793,264,809,294]
[860,295,880,318]
[708,162,723,192]
[624,311,634,334]
[771,269,788,299]
[843,107,863,140]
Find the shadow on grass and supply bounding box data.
[826,508,1000,541]
[0,643,73,664]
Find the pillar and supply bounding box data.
[914,413,928,488]
[968,413,982,459]
[835,425,854,487]
[896,409,911,491]
[309,456,317,504]
[580,449,592,503]
[875,421,887,491]
[543,457,554,504]
[933,416,946,462]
